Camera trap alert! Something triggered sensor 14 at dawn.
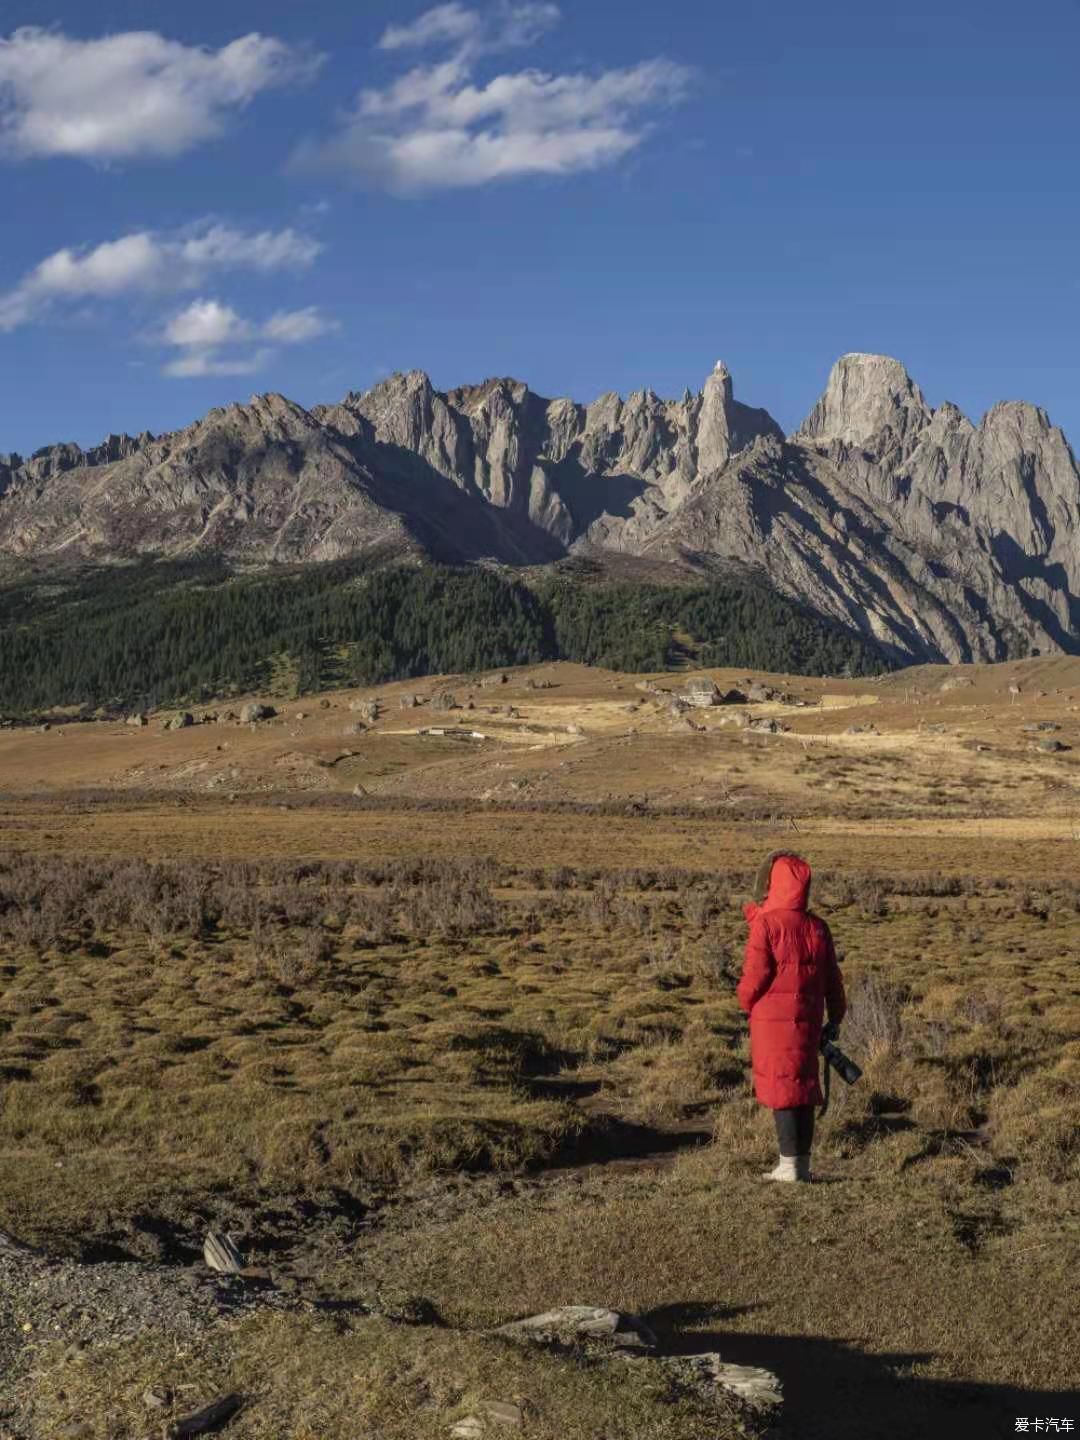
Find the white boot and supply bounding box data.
[761,1154,799,1182]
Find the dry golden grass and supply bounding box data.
[3,656,1080,1436]
[31,1309,758,1440]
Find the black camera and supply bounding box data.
[821,1033,862,1086]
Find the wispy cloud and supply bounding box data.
[294,3,692,191]
[163,347,271,379]
[379,3,483,52]
[262,306,337,344]
[0,222,323,331]
[0,27,322,161]
[378,2,559,55]
[161,298,337,378]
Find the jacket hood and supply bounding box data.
[744,853,812,920]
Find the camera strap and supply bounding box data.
[819,1054,832,1117]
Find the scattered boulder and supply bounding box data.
[481,672,509,688]
[1038,738,1067,753]
[750,717,789,734]
[492,1306,781,1421]
[203,1231,244,1275]
[682,677,721,708]
[450,1419,484,1439]
[239,703,275,724]
[400,693,421,709]
[566,723,584,736]
[342,722,367,737]
[493,1306,657,1354]
[432,691,458,712]
[450,1400,526,1435]
[1024,720,1061,732]
[940,675,975,692]
[164,712,193,731]
[126,713,148,728]
[318,698,332,709]
[649,1353,783,1412]
[349,699,379,721]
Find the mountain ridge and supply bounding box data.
[3,352,1079,664]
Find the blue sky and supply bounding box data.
[2,0,1079,457]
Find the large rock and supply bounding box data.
[492,1306,781,1419]
[240,703,275,724]
[682,677,721,708]
[650,1352,783,1411]
[492,1306,658,1354]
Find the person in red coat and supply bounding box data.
[737,851,846,1182]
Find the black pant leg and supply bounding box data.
[773,1108,799,1157]
[796,1104,816,1154]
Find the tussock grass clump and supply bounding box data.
[1,844,1078,1264]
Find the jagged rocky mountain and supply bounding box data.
[2,352,1079,663]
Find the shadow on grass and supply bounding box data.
[548,1117,712,1169]
[646,1302,1078,1440]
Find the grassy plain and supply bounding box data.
[0,657,1078,1438]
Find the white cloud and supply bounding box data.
[379,3,560,55]
[0,27,322,161]
[262,306,338,343]
[0,222,323,331]
[177,224,322,273]
[164,298,251,349]
[379,4,481,52]
[295,5,691,190]
[161,300,336,378]
[163,348,270,379]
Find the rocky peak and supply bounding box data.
[695,360,783,474]
[798,352,931,451]
[979,398,1060,444]
[9,430,155,484]
[6,351,1080,664]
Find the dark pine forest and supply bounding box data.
[0,561,894,715]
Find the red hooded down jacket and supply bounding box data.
[737,854,846,1109]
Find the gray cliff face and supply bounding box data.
[785,353,1080,657]
[2,353,1079,663]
